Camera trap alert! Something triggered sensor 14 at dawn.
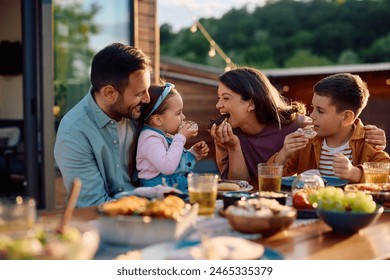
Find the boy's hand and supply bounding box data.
[277,131,309,163]
[333,153,362,182]
[364,125,386,150]
[191,141,209,160]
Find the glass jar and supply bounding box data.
[291,174,325,195]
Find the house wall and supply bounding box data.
[136,0,160,83]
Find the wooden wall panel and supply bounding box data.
[136,0,159,83]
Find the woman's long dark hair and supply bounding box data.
[219,67,306,127]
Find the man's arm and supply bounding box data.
[54,131,112,207]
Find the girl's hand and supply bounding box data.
[191,141,209,159]
[178,123,198,139]
[333,153,362,182]
[209,120,239,149]
[364,125,386,150]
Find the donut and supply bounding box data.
[179,120,198,130]
[297,125,317,139]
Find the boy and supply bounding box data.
[269,73,390,183]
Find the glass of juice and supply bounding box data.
[187,173,219,216]
[0,196,37,232]
[363,162,390,183]
[257,163,283,192]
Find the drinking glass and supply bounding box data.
[363,162,390,183]
[0,196,37,232]
[187,173,219,216]
[257,163,283,192]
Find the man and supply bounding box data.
[54,43,151,207]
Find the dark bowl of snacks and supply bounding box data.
[251,191,288,205]
[222,191,252,210]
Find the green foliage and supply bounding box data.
[53,2,100,118]
[160,0,390,69]
[284,49,333,68]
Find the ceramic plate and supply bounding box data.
[217,180,253,196]
[282,176,348,191]
[140,238,284,260]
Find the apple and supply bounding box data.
[293,191,314,209]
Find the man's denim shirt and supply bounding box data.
[54,89,137,207]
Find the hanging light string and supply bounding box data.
[190,17,234,71]
[178,1,235,71]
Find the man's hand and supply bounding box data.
[364,125,386,150]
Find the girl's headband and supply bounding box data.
[144,82,175,121]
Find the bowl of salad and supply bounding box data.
[0,219,100,260]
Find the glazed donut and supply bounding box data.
[297,125,317,139]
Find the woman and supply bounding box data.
[210,67,386,189]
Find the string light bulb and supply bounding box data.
[208,41,216,57]
[187,15,235,69]
[190,23,197,33]
[208,46,216,57]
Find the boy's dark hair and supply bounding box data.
[313,73,369,118]
[90,42,151,94]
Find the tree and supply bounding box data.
[54,2,100,118]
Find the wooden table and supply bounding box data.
[40,207,390,260]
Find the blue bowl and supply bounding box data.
[317,206,384,233]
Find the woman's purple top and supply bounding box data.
[217,116,308,187]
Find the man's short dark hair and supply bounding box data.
[90,43,151,93]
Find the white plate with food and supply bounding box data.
[217,180,253,196]
[139,236,265,260]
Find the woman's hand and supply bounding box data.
[364,125,386,150]
[210,120,240,149]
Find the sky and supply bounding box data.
[158,0,267,32]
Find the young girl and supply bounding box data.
[136,82,209,193]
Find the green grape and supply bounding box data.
[350,193,376,213]
[308,191,320,204]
